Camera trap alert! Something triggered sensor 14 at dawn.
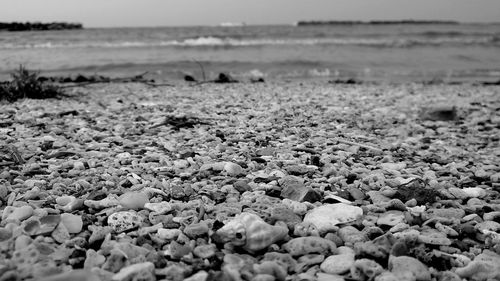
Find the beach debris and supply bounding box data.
[212,212,288,252]
[0,81,498,280]
[283,237,337,256]
[303,203,363,234]
[150,115,209,130]
[214,72,238,83]
[420,105,457,121]
[107,211,143,232]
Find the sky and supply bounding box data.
[1,0,500,27]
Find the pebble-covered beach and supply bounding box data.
[0,82,499,281]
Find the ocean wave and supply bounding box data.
[1,35,499,49]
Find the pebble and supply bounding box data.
[183,221,209,238]
[224,162,244,176]
[3,205,34,221]
[51,221,70,243]
[418,228,452,246]
[377,210,405,226]
[157,228,181,240]
[60,213,83,233]
[389,255,431,281]
[351,259,384,280]
[144,201,172,214]
[279,176,321,203]
[461,187,487,198]
[112,262,155,281]
[281,199,308,216]
[107,211,143,232]
[338,226,368,244]
[55,196,84,212]
[37,270,101,281]
[283,237,337,256]
[118,191,149,209]
[320,253,355,274]
[454,250,500,280]
[303,203,363,234]
[193,243,217,259]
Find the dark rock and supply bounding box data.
[233,180,252,193]
[250,77,265,83]
[393,179,439,205]
[184,75,197,82]
[420,106,457,121]
[214,73,237,83]
[280,176,321,203]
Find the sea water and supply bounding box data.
[1,23,499,82]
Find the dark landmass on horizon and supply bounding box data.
[297,20,460,26]
[0,22,83,32]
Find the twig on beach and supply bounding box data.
[334,138,383,153]
[193,60,207,82]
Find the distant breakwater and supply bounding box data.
[296,20,459,26]
[0,22,83,32]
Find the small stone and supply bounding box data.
[283,237,337,256]
[447,187,472,200]
[51,222,70,244]
[37,269,101,281]
[84,194,120,209]
[269,206,302,229]
[377,211,405,227]
[193,244,217,259]
[84,249,106,269]
[418,228,451,246]
[351,259,384,281]
[167,240,192,259]
[184,271,209,281]
[389,255,431,281]
[36,215,61,235]
[60,213,83,233]
[254,260,287,281]
[0,227,12,242]
[317,273,345,281]
[144,202,172,214]
[107,211,143,232]
[338,226,368,244]
[374,271,399,281]
[420,105,457,121]
[303,203,363,234]
[461,187,487,198]
[118,192,149,209]
[157,228,181,240]
[4,205,34,221]
[293,221,320,237]
[183,221,209,238]
[56,196,84,212]
[279,176,321,203]
[347,187,366,200]
[224,162,244,176]
[234,180,252,193]
[354,233,396,260]
[454,250,500,281]
[424,208,465,220]
[112,262,155,281]
[263,252,297,273]
[320,253,355,274]
[89,225,113,245]
[281,199,308,216]
[102,248,128,273]
[380,162,406,171]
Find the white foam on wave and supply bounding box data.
[1,35,498,49]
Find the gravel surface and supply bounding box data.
[0,82,499,281]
